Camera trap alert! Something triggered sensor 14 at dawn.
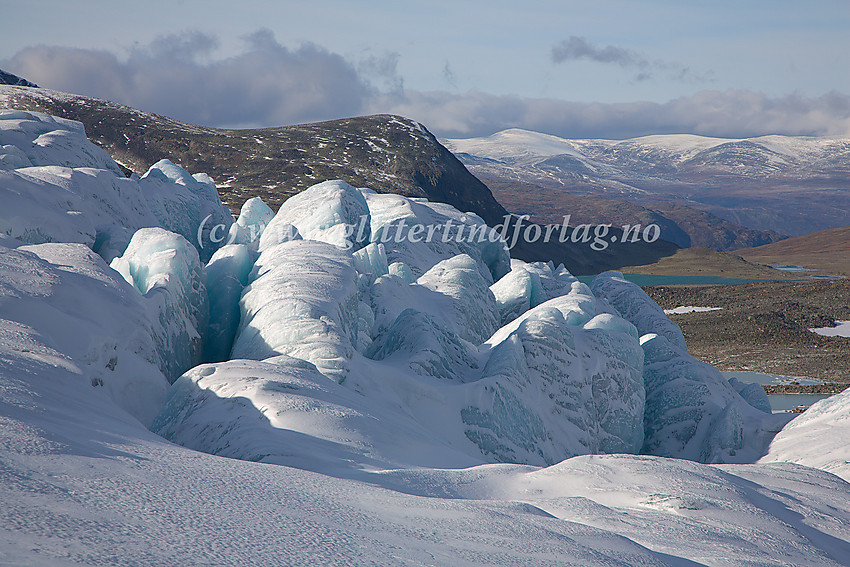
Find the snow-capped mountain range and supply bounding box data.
[3,108,850,565]
[443,128,850,236]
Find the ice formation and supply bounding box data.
[362,188,510,280]
[153,183,656,468]
[0,110,233,262]
[230,239,361,381]
[490,260,583,325]
[728,375,772,414]
[467,297,645,464]
[137,160,233,263]
[203,243,254,362]
[591,271,787,463]
[152,355,482,471]
[259,180,370,251]
[141,181,791,468]
[591,270,688,350]
[228,196,275,247]
[110,228,208,382]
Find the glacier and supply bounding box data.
[0,109,233,263]
[591,271,790,463]
[259,179,370,251]
[2,108,850,566]
[192,182,660,468]
[110,228,209,383]
[203,243,255,362]
[228,196,275,248]
[361,187,510,280]
[154,181,776,468]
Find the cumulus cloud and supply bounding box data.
[4,29,372,128]
[551,35,707,83]
[3,31,849,139]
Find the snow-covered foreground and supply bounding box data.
[4,355,850,566]
[3,109,850,565]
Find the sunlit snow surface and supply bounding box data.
[2,110,850,565]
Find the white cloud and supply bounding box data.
[4,29,372,128]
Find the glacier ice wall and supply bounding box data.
[259,180,370,251]
[154,181,659,470]
[151,180,792,469]
[138,160,234,263]
[0,110,233,263]
[591,271,784,463]
[591,270,687,350]
[362,189,510,281]
[728,375,772,414]
[230,239,361,382]
[490,260,583,326]
[229,196,275,248]
[111,228,209,383]
[204,243,255,363]
[466,291,645,465]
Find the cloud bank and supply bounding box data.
[375,89,850,139]
[4,30,850,139]
[4,30,371,128]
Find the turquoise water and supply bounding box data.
[577,274,763,286]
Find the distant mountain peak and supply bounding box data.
[0,69,38,88]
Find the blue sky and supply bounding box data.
[2,0,849,138]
